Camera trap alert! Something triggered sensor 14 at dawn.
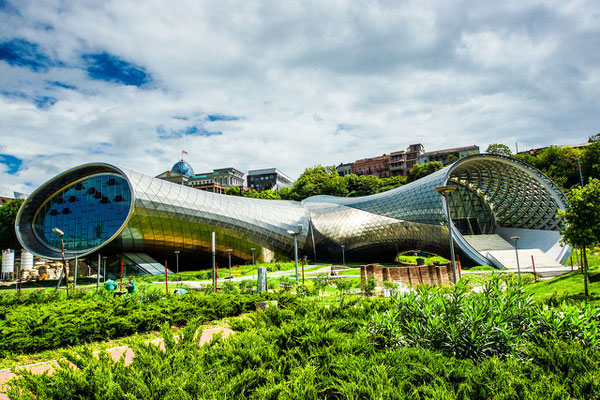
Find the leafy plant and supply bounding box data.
[364,278,377,296]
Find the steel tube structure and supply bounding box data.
[15,155,572,269]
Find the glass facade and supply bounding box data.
[16,155,570,267]
[448,184,494,235]
[32,173,131,251]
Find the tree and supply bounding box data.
[582,140,600,183]
[407,161,444,183]
[225,186,243,196]
[313,273,330,298]
[558,178,600,296]
[288,165,348,200]
[333,278,352,296]
[486,143,512,156]
[0,199,24,250]
[346,174,380,197]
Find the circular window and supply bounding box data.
[32,173,131,251]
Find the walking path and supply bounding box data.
[0,327,233,399]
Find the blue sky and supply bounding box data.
[0,0,599,196]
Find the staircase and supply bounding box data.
[463,234,567,275]
[463,234,514,252]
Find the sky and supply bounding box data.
[0,0,599,196]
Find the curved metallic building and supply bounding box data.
[15,155,570,268]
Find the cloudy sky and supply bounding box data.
[1,0,599,196]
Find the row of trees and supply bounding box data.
[487,135,600,190]
[226,162,445,201]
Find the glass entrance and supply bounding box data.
[447,184,495,235]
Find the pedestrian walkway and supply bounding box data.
[0,327,233,399]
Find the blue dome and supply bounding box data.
[171,160,194,177]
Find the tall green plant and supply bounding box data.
[559,178,600,296]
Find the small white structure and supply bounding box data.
[21,250,34,270]
[1,249,15,280]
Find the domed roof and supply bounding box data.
[171,160,194,177]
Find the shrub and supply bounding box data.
[364,278,377,296]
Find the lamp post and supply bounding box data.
[341,244,345,266]
[174,251,180,286]
[287,224,303,283]
[102,256,107,282]
[226,249,233,279]
[52,228,69,295]
[435,185,458,284]
[511,236,521,275]
[250,248,255,279]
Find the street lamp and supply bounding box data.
[341,244,345,266]
[102,256,107,282]
[511,236,521,275]
[250,248,255,279]
[226,249,233,279]
[287,224,303,283]
[174,251,180,286]
[435,185,458,284]
[52,228,69,295]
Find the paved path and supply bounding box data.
[163,265,348,289]
[0,327,233,399]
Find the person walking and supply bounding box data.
[126,277,136,294]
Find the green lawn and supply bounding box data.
[525,264,600,306]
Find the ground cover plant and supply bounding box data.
[7,277,600,399]
[0,285,293,357]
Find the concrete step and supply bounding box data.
[463,234,515,252]
[485,248,563,270]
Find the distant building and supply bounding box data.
[156,160,245,194]
[247,168,294,191]
[336,163,352,177]
[0,195,14,207]
[389,144,425,176]
[419,145,480,166]
[351,154,390,178]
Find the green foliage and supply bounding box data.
[559,179,600,249]
[8,287,600,400]
[485,143,512,156]
[0,198,24,249]
[0,289,279,357]
[559,179,600,296]
[313,273,330,296]
[364,277,377,295]
[368,276,600,362]
[284,165,349,201]
[513,145,588,189]
[278,276,294,291]
[406,161,444,183]
[225,164,408,201]
[382,280,397,290]
[333,278,352,295]
[396,254,449,265]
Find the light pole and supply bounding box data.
[226,249,233,279]
[52,228,69,295]
[435,185,458,284]
[341,244,345,266]
[511,236,521,275]
[287,224,303,283]
[174,251,180,286]
[251,248,255,279]
[102,256,107,282]
[578,156,584,187]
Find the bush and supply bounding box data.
[8,293,600,399]
[0,291,281,356]
[364,278,377,296]
[367,275,600,362]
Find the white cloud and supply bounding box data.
[0,0,599,196]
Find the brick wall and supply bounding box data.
[361,262,460,288]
